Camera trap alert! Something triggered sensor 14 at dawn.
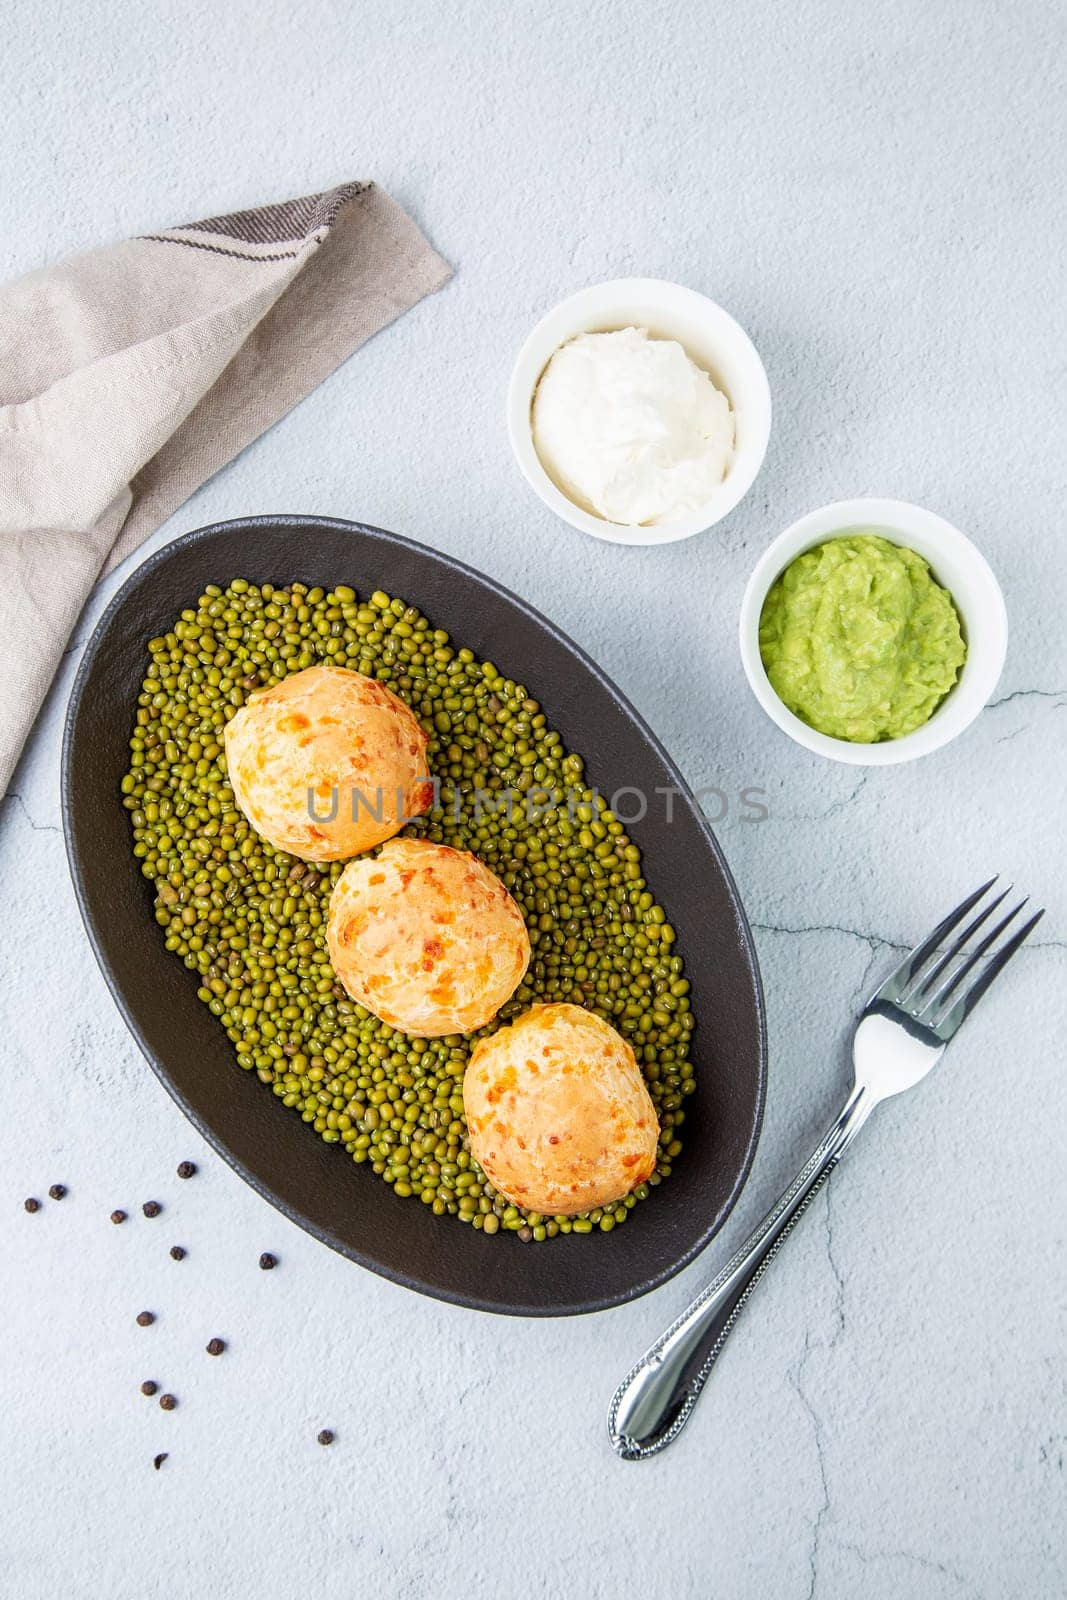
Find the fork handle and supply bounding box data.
[608,1082,876,1460]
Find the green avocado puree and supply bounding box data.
[759,534,967,743]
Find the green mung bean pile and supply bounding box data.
[123,579,695,1241]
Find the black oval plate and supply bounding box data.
[62,516,766,1316]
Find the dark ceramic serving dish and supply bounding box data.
[63,516,765,1316]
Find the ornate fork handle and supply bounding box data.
[608,1082,876,1460]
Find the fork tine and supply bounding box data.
[915,896,1028,1018]
[934,908,1045,1038]
[907,884,1014,1001]
[869,877,999,1004]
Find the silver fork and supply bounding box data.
[608,877,1044,1461]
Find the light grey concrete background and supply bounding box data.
[1,2,1064,1597]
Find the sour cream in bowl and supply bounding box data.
[508,280,771,546]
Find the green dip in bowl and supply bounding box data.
[758,533,967,743]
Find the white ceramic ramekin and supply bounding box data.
[507,279,771,546]
[739,498,1008,766]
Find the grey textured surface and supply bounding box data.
[1,2,1064,1597]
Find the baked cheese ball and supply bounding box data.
[223,664,432,861]
[326,838,531,1036]
[463,1003,659,1215]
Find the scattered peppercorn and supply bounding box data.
[206,1338,225,1356]
[317,1429,335,1447]
[23,1197,40,1213]
[142,1201,162,1218]
[48,1184,67,1200]
[169,1245,186,1261]
[153,1453,168,1470]
[110,1209,127,1224]
[159,1393,177,1411]
[136,1311,155,1327]
[258,1252,277,1270]
[141,1381,158,1396]
[176,1161,197,1179]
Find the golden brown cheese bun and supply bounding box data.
[463,1003,659,1215]
[326,838,531,1036]
[223,664,432,861]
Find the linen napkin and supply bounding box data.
[0,181,451,792]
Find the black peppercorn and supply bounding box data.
[206,1338,226,1356]
[176,1161,197,1179]
[48,1184,67,1200]
[159,1393,177,1411]
[23,1197,40,1213]
[110,1209,127,1224]
[169,1245,186,1261]
[142,1201,162,1218]
[258,1252,277,1270]
[136,1311,155,1327]
[317,1429,334,1446]
[141,1381,158,1396]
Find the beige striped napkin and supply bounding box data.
[0,181,451,791]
